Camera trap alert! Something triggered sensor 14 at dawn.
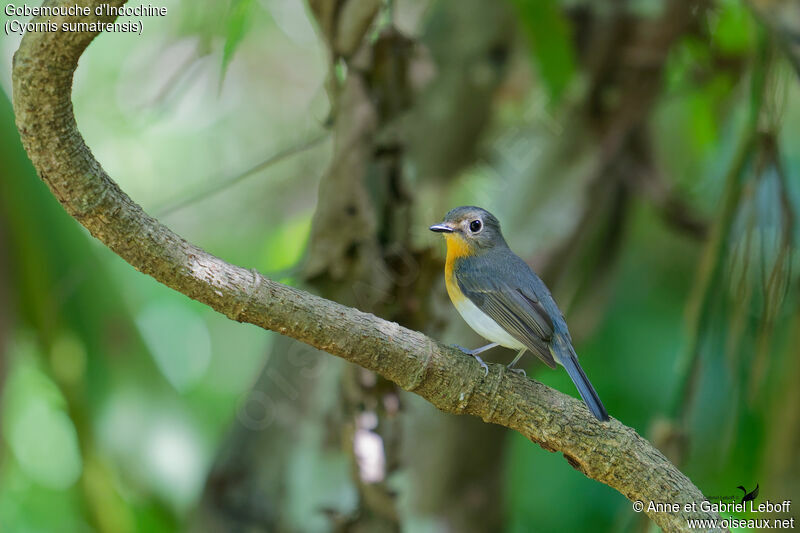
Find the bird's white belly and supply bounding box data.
[454,297,525,350]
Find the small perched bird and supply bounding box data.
[430,206,609,421]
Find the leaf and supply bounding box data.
[260,212,313,272]
[3,344,83,490]
[712,0,755,55]
[136,301,212,392]
[509,0,577,103]
[221,0,256,82]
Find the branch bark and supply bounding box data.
[12,2,723,531]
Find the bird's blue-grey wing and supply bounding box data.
[456,257,557,368]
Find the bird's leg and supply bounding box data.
[451,342,498,356]
[451,342,498,377]
[506,348,527,376]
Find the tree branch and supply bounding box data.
[12,2,723,531]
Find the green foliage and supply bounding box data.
[136,301,212,392]
[509,0,577,103]
[712,0,756,54]
[221,0,256,81]
[259,211,313,278]
[2,339,82,490]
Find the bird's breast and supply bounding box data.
[452,293,525,350]
[446,256,524,350]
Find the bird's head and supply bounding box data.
[429,206,507,256]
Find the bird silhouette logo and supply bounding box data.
[736,483,759,504]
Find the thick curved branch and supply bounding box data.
[12,3,723,532]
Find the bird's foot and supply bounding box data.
[473,354,489,377]
[451,344,489,377]
[507,366,526,377]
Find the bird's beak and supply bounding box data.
[429,223,454,233]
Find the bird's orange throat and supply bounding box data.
[444,233,472,303]
[444,232,473,260]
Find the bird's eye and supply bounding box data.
[469,220,482,233]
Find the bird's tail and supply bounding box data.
[555,340,609,421]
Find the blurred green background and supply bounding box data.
[0,0,798,531]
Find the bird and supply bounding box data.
[737,484,759,504]
[430,206,609,421]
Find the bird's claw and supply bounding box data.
[507,366,526,377]
[451,344,489,377]
[474,354,489,377]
